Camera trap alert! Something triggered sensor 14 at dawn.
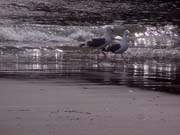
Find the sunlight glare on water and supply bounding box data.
[134,25,179,48]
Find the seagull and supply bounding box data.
[103,30,130,61]
[79,26,114,59]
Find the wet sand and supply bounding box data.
[0,79,180,135]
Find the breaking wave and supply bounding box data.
[0,24,179,47]
[0,24,96,45]
[0,24,179,60]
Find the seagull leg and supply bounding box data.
[96,50,101,63]
[91,49,98,61]
[102,51,107,60]
[121,54,128,63]
[121,54,124,59]
[113,54,116,61]
[97,50,99,60]
[113,54,120,67]
[90,48,94,60]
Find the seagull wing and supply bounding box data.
[87,38,106,47]
[107,43,121,53]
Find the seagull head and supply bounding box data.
[123,30,132,39]
[103,25,114,34]
[124,30,130,36]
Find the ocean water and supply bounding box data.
[0,0,180,94]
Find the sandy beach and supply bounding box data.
[0,78,180,135]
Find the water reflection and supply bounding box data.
[0,50,180,94]
[81,60,180,94]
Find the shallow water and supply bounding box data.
[0,51,180,94]
[0,0,180,94]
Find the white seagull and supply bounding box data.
[103,30,130,60]
[79,26,114,58]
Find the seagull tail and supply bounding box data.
[102,46,109,52]
[79,43,86,47]
[102,48,107,52]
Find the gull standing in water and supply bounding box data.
[79,26,114,59]
[103,30,130,61]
